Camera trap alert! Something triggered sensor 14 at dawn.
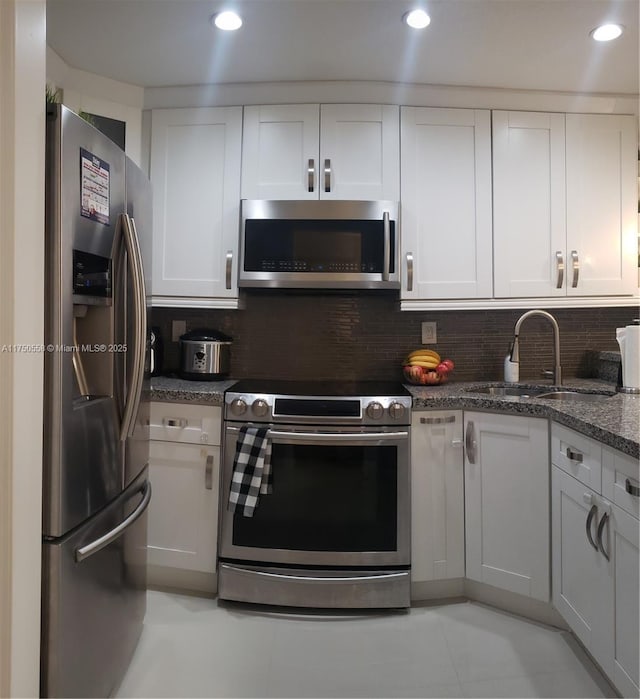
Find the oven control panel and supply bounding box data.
[225,391,412,426]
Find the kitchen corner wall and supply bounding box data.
[152,293,636,383]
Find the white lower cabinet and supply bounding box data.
[464,412,549,601]
[147,402,222,593]
[410,411,465,584]
[551,466,613,668]
[551,423,639,698]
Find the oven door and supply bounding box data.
[219,423,410,568]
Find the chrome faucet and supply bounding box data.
[510,310,563,385]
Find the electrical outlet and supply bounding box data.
[172,320,186,342]
[421,321,437,344]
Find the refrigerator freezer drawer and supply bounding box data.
[41,467,150,698]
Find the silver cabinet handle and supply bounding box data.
[625,478,640,497]
[420,415,455,425]
[163,417,186,428]
[465,421,477,464]
[571,250,579,288]
[307,158,315,193]
[451,439,463,448]
[382,211,390,282]
[406,252,414,292]
[555,251,565,289]
[205,454,214,490]
[596,511,610,561]
[566,447,583,463]
[75,481,152,562]
[585,504,599,551]
[225,250,233,290]
[324,158,331,192]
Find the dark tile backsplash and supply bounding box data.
[152,291,636,383]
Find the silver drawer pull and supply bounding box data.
[625,478,640,497]
[164,418,187,428]
[420,415,455,424]
[566,447,583,462]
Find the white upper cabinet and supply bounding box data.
[241,103,400,201]
[150,107,242,306]
[493,111,637,299]
[565,114,637,297]
[400,107,493,300]
[493,111,566,298]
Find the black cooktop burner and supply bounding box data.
[227,379,410,398]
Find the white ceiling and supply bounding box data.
[46,0,639,95]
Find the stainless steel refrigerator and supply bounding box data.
[41,104,152,698]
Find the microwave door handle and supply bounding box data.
[382,211,390,282]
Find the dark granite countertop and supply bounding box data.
[150,376,639,459]
[149,376,236,406]
[408,379,639,459]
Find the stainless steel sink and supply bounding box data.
[467,386,613,401]
[535,391,612,402]
[467,386,551,398]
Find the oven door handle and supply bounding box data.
[226,427,409,443]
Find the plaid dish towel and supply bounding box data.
[228,426,272,517]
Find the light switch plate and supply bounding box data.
[172,320,186,342]
[421,321,437,344]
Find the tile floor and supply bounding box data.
[115,590,616,698]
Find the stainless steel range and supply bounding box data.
[218,380,412,609]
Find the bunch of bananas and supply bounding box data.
[404,348,441,369]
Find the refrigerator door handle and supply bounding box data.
[75,481,152,563]
[119,213,147,441]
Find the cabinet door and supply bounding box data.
[610,503,639,698]
[411,411,464,583]
[566,114,637,297]
[147,441,219,574]
[464,412,549,601]
[493,111,566,298]
[150,107,242,301]
[320,104,399,201]
[241,104,319,200]
[551,466,613,673]
[400,107,492,299]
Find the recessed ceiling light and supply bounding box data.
[404,9,431,29]
[212,10,242,31]
[590,23,623,41]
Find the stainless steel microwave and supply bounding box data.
[239,200,400,290]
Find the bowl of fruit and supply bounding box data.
[402,349,455,385]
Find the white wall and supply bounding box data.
[0,1,45,697]
[47,47,145,165]
[143,80,639,115]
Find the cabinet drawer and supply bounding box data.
[150,402,222,445]
[551,424,602,492]
[603,446,640,520]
